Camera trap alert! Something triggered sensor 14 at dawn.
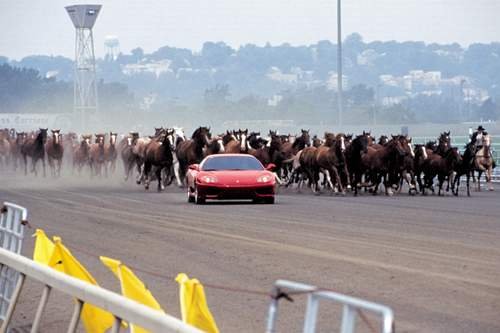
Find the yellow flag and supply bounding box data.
[48,237,114,333]
[175,273,219,333]
[100,256,163,333]
[32,229,55,265]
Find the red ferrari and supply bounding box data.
[186,154,276,204]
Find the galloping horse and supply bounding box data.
[143,129,175,191]
[436,131,451,156]
[120,132,139,181]
[21,128,48,176]
[346,132,370,196]
[89,134,106,177]
[176,126,211,185]
[105,132,118,174]
[45,129,64,177]
[314,133,347,194]
[422,147,461,195]
[474,134,494,191]
[10,132,26,171]
[363,136,407,195]
[73,135,92,174]
[452,142,475,196]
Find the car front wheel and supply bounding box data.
[264,196,275,204]
[194,186,205,205]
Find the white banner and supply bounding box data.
[0,113,73,131]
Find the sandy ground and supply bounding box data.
[0,169,499,333]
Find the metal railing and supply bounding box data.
[266,280,394,333]
[0,247,202,333]
[0,202,27,321]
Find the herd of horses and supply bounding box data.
[0,127,496,196]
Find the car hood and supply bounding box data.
[199,170,274,185]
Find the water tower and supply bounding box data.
[65,4,102,130]
[104,35,120,60]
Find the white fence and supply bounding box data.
[0,247,201,333]
[0,203,27,321]
[266,280,394,333]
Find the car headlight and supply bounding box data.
[257,175,273,183]
[200,175,218,183]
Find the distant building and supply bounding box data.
[326,72,348,91]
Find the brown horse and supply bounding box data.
[73,135,92,174]
[119,132,140,181]
[474,134,494,191]
[9,132,26,171]
[45,129,64,177]
[247,132,271,165]
[105,132,118,175]
[176,126,211,185]
[422,147,461,195]
[143,129,175,191]
[345,132,370,196]
[89,134,106,177]
[314,133,347,194]
[21,128,48,176]
[223,129,247,153]
[363,136,407,195]
[205,135,225,156]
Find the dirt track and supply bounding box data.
[1,170,499,333]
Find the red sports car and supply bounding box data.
[186,154,276,204]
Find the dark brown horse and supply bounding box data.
[346,132,370,196]
[105,132,118,174]
[120,132,140,181]
[176,126,211,185]
[363,136,407,195]
[143,129,175,191]
[89,134,106,177]
[45,129,64,177]
[10,132,26,171]
[436,131,451,156]
[73,135,92,174]
[422,147,461,195]
[21,128,48,176]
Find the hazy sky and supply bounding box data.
[1,0,499,60]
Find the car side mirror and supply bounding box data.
[189,164,199,171]
[265,163,276,171]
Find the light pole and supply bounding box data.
[337,0,343,127]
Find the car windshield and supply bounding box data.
[202,156,264,171]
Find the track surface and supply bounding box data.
[1,171,499,333]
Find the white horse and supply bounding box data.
[474,134,494,191]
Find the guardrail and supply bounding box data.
[412,135,500,165]
[0,247,202,333]
[266,280,394,333]
[0,202,27,321]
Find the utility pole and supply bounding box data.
[337,0,343,127]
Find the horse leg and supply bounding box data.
[438,175,445,196]
[143,162,151,190]
[332,167,345,195]
[173,159,182,187]
[477,170,483,191]
[466,173,471,196]
[487,166,494,191]
[453,173,460,196]
[156,167,163,192]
